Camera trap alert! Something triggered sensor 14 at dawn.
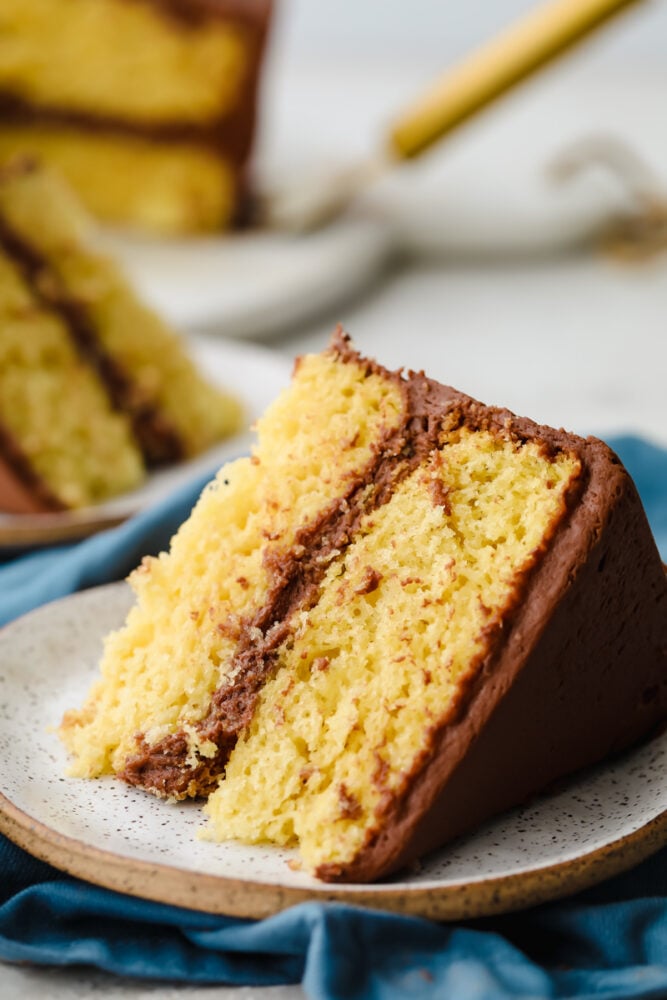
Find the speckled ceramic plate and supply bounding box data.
[0,338,291,550]
[1,582,666,921]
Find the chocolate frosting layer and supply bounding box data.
[0,425,66,514]
[0,93,251,164]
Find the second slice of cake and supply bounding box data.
[0,159,242,512]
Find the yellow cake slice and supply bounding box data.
[60,331,667,882]
[0,159,242,512]
[0,0,272,234]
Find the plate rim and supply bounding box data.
[2,787,666,921]
[2,582,667,921]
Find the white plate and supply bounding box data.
[0,337,292,549]
[1,583,666,921]
[94,216,392,338]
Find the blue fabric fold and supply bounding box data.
[0,435,666,999]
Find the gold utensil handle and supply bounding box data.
[390,0,645,160]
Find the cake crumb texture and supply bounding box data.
[60,349,405,776]
[205,429,581,872]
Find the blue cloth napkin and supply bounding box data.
[1,435,666,999]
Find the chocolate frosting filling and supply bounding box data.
[120,329,585,798]
[0,424,66,514]
[0,93,252,165]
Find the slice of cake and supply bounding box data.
[0,0,272,234]
[60,330,667,882]
[0,159,242,512]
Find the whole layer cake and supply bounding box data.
[0,0,272,234]
[60,330,667,882]
[0,159,241,512]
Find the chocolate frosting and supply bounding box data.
[0,425,66,514]
[0,92,251,164]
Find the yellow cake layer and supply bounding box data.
[0,0,249,124]
[0,252,144,508]
[0,129,236,234]
[0,163,241,453]
[205,429,581,874]
[60,351,405,779]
